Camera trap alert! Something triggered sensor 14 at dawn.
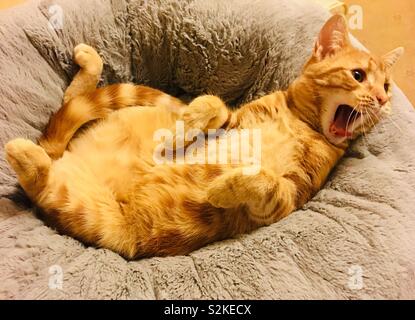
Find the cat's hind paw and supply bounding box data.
[5,138,51,187]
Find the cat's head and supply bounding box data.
[293,15,403,146]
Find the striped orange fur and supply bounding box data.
[5,16,403,259]
[39,84,184,159]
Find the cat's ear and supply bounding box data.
[382,47,404,70]
[313,14,350,60]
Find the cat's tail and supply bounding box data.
[38,83,185,159]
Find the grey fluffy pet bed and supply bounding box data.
[1,0,415,299]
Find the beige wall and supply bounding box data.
[0,0,26,10]
[343,0,415,105]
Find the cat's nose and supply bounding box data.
[376,93,389,106]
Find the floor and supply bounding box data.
[2,0,414,105]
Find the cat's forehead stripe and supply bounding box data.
[368,57,379,70]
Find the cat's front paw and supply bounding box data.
[169,95,229,149]
[73,43,103,76]
[207,168,277,209]
[182,95,229,133]
[206,169,247,208]
[207,176,238,209]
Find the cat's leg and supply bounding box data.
[207,168,297,224]
[41,164,139,260]
[5,139,140,259]
[5,138,52,200]
[63,44,104,104]
[41,82,186,160]
[170,95,230,148]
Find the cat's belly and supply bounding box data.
[254,120,303,175]
[65,106,177,182]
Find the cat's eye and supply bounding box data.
[352,69,366,82]
[384,83,390,92]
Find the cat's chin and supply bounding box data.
[325,131,349,146]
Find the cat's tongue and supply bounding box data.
[330,105,357,137]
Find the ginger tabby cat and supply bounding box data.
[5,15,403,259]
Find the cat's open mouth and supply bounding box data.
[329,104,361,138]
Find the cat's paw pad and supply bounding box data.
[5,139,51,174]
[73,43,103,76]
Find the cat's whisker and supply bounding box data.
[364,106,377,130]
[350,113,361,142]
[366,107,396,146]
[362,112,369,148]
[345,106,357,135]
[385,115,404,134]
[361,115,370,147]
[355,103,371,147]
[373,105,404,133]
[357,110,369,147]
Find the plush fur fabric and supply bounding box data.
[0,0,414,299]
